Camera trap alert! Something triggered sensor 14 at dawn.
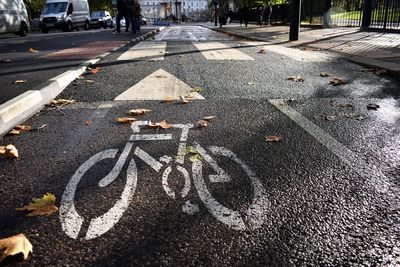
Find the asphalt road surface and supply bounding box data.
[0,25,399,266]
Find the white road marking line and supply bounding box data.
[129,134,173,141]
[115,69,204,101]
[182,200,199,215]
[162,166,191,199]
[195,144,230,182]
[134,147,163,172]
[269,99,391,194]
[117,41,167,61]
[193,42,254,61]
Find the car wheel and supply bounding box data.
[103,22,107,29]
[84,20,90,30]
[19,22,28,36]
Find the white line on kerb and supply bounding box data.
[269,99,391,194]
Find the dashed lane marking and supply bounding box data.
[117,41,167,61]
[193,42,254,61]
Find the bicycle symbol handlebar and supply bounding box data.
[60,121,269,240]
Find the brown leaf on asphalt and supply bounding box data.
[265,135,283,142]
[329,77,347,86]
[197,120,208,128]
[329,100,354,109]
[84,120,92,126]
[49,99,76,107]
[14,80,27,84]
[8,125,31,136]
[163,96,173,104]
[16,193,58,217]
[258,49,266,54]
[116,117,137,124]
[374,68,388,75]
[0,233,33,263]
[128,109,152,116]
[287,76,304,82]
[202,116,215,121]
[28,48,39,53]
[148,120,173,129]
[0,145,19,158]
[247,81,256,85]
[87,67,101,74]
[180,95,189,104]
[325,115,335,121]
[320,72,331,77]
[367,103,380,110]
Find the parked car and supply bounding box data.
[0,0,30,36]
[39,0,90,33]
[90,10,112,29]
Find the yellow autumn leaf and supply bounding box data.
[189,154,203,162]
[14,80,27,84]
[49,99,76,107]
[191,87,203,93]
[16,193,58,216]
[0,144,19,158]
[128,109,152,116]
[0,233,33,263]
[116,117,137,124]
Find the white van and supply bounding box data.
[39,0,90,33]
[0,0,30,36]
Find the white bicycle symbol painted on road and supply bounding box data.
[60,121,269,240]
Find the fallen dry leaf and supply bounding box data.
[116,117,137,124]
[180,95,189,104]
[197,120,208,128]
[16,193,58,216]
[128,109,152,116]
[84,80,94,83]
[84,120,92,126]
[191,87,203,93]
[320,72,331,77]
[30,124,47,132]
[28,48,39,53]
[8,125,31,136]
[258,49,266,54]
[0,233,33,263]
[202,116,215,121]
[265,135,283,142]
[148,120,173,129]
[367,103,380,110]
[247,81,256,85]
[87,67,101,74]
[329,77,347,86]
[329,100,354,109]
[49,99,75,107]
[374,68,388,75]
[0,145,19,158]
[14,80,27,84]
[189,154,203,162]
[287,76,305,82]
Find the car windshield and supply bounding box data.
[91,11,105,17]
[42,2,68,14]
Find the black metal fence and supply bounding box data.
[269,0,400,31]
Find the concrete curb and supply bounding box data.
[0,27,165,137]
[201,24,400,78]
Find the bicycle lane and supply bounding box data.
[0,97,399,265]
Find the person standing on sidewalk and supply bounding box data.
[115,0,130,34]
[242,5,249,27]
[238,6,243,26]
[217,5,226,28]
[126,0,136,34]
[263,2,272,26]
[256,6,262,26]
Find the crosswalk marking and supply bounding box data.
[193,42,254,61]
[117,41,167,61]
[241,41,336,62]
[114,69,204,101]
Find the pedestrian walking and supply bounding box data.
[217,5,226,28]
[238,6,243,26]
[115,0,130,34]
[256,6,262,26]
[227,8,233,24]
[263,2,272,26]
[125,0,136,33]
[242,5,249,27]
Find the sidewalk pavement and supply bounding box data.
[201,22,400,77]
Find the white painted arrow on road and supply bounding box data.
[114,69,205,101]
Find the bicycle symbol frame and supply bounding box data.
[60,121,269,240]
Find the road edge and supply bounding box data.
[0,27,165,137]
[200,25,400,79]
